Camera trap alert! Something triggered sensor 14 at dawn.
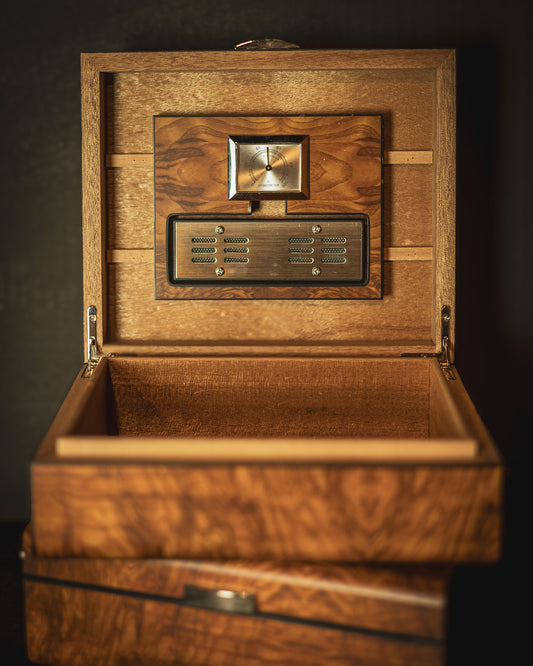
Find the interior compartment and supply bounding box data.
[32,355,501,560]
[53,356,478,453]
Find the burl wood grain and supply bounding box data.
[25,581,444,666]
[31,459,501,561]
[154,115,381,215]
[153,115,382,300]
[22,527,449,640]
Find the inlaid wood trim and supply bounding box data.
[384,151,433,165]
[105,151,433,168]
[384,247,432,261]
[56,436,477,461]
[106,154,152,167]
[107,250,152,264]
[106,247,432,264]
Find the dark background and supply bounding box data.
[1,0,531,663]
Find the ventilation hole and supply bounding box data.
[192,257,216,263]
[224,257,249,263]
[192,237,217,243]
[289,257,314,264]
[322,257,347,264]
[224,237,249,244]
[321,247,346,254]
[322,237,346,243]
[192,247,216,253]
[224,247,249,253]
[289,247,314,254]
[288,237,314,244]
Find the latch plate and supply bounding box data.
[183,585,256,614]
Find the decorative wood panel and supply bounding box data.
[153,115,382,300]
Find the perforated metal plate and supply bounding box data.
[170,218,367,283]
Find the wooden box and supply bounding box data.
[24,47,502,664]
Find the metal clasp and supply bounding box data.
[183,585,256,614]
[235,38,300,50]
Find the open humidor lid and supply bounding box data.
[81,49,455,360]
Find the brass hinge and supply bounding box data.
[401,306,455,380]
[83,305,102,377]
[439,305,455,380]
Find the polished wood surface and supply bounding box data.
[22,528,449,640]
[154,115,382,214]
[25,580,443,666]
[153,114,382,299]
[30,461,502,561]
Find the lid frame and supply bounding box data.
[81,49,455,360]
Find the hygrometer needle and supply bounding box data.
[265,147,272,171]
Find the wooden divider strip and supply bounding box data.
[106,151,433,168]
[106,247,432,264]
[56,437,477,461]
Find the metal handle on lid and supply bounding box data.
[235,38,300,50]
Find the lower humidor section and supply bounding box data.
[24,581,443,666]
[23,537,448,666]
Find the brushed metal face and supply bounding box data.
[171,218,366,283]
[228,136,309,200]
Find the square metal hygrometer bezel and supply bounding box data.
[228,135,309,200]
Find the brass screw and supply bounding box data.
[215,267,225,276]
[312,225,321,234]
[215,225,225,234]
[312,267,321,276]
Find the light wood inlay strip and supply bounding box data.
[107,154,152,167]
[385,247,432,261]
[107,248,432,264]
[107,249,153,264]
[385,151,433,165]
[106,151,433,168]
[56,437,477,461]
